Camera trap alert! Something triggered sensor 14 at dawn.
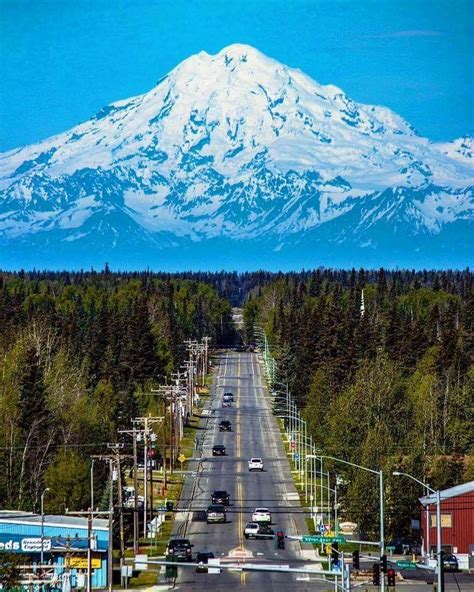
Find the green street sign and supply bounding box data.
[302,535,347,544]
[396,560,417,569]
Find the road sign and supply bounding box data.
[293,452,300,461]
[396,560,417,569]
[302,535,346,544]
[291,442,296,450]
[178,453,186,463]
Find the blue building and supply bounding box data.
[0,511,109,589]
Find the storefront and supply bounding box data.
[0,511,109,589]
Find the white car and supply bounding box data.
[244,523,260,539]
[252,508,271,524]
[248,457,264,471]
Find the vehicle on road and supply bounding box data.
[206,504,227,523]
[222,399,232,408]
[219,420,232,432]
[211,490,230,505]
[212,445,226,456]
[196,551,215,573]
[443,554,459,572]
[244,523,274,539]
[252,508,272,523]
[166,539,193,561]
[387,538,421,555]
[223,392,234,402]
[248,457,264,471]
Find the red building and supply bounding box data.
[419,481,474,558]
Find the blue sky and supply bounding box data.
[0,0,472,151]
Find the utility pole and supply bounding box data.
[118,428,140,554]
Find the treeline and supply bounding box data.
[0,270,234,512]
[243,268,474,538]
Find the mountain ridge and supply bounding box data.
[1,44,473,269]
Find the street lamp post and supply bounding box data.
[307,454,385,592]
[40,488,50,567]
[392,471,442,592]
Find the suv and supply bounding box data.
[219,420,232,432]
[166,538,193,561]
[212,445,226,456]
[252,508,271,523]
[248,457,264,471]
[211,490,230,505]
[443,554,459,572]
[206,504,227,524]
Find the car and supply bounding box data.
[206,504,227,523]
[196,551,215,573]
[166,538,193,561]
[211,490,230,505]
[252,508,272,523]
[387,538,421,555]
[219,420,232,432]
[222,399,232,408]
[443,554,459,572]
[244,523,274,539]
[223,392,234,402]
[248,457,264,471]
[212,445,226,456]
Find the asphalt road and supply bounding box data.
[172,351,319,591]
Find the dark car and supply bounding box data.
[206,504,227,523]
[256,524,274,539]
[387,538,421,555]
[223,392,234,401]
[212,445,226,456]
[443,554,459,572]
[211,490,230,505]
[166,538,193,561]
[196,551,215,573]
[219,420,232,432]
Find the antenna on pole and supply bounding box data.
[360,289,365,317]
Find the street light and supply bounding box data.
[40,487,50,566]
[307,454,385,592]
[392,471,442,592]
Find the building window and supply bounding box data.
[430,514,452,528]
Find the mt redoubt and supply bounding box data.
[1,44,473,270]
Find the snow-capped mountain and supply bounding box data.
[1,44,473,270]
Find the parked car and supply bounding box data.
[212,445,226,456]
[196,551,215,573]
[166,538,193,561]
[443,554,459,572]
[244,522,274,539]
[248,457,264,471]
[387,538,421,555]
[211,490,230,505]
[206,504,227,523]
[219,420,232,432]
[252,508,272,524]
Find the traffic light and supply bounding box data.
[381,554,388,573]
[387,568,396,587]
[372,563,381,586]
[352,550,360,570]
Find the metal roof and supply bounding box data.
[419,480,474,506]
[0,511,108,530]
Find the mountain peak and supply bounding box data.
[215,43,265,61]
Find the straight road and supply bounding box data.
[172,351,318,591]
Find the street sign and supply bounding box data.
[396,560,417,569]
[178,453,186,463]
[291,442,296,450]
[293,452,300,461]
[302,535,346,544]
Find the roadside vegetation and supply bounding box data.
[243,268,474,539]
